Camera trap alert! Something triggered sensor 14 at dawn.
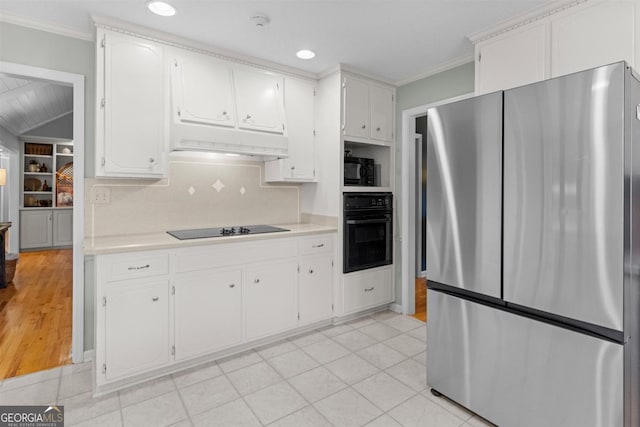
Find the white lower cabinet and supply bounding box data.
[96,233,339,390]
[244,260,298,340]
[343,266,393,315]
[299,255,334,325]
[104,279,170,380]
[20,209,73,250]
[174,269,242,360]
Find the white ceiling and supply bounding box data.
[0,0,550,83]
[0,74,73,136]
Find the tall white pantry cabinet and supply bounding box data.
[473,0,640,94]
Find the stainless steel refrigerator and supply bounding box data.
[426,61,640,427]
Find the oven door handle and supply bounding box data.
[346,218,390,225]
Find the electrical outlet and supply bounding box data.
[91,187,111,204]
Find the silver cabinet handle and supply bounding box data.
[152,296,159,301]
[246,114,252,119]
[128,264,150,271]
[291,166,295,170]
[312,243,324,248]
[254,278,260,284]
[361,124,366,129]
[229,284,235,288]
[309,269,314,274]
[376,127,381,132]
[149,158,155,164]
[364,287,374,292]
[222,111,227,115]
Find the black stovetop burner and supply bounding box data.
[167,225,289,240]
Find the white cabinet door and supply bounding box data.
[100,30,166,177]
[53,209,73,247]
[172,52,236,128]
[105,279,170,380]
[234,68,285,134]
[343,75,370,138]
[283,78,315,180]
[476,23,549,94]
[299,254,333,325]
[370,85,393,142]
[20,210,52,249]
[244,259,298,340]
[174,269,242,360]
[551,1,636,77]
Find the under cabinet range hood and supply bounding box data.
[170,51,289,157]
[171,123,289,157]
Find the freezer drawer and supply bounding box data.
[426,92,502,298]
[427,290,623,427]
[503,62,625,332]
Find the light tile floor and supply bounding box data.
[0,311,496,427]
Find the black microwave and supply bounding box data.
[344,156,375,186]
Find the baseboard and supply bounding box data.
[83,350,95,362]
[389,303,402,313]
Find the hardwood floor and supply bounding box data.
[0,249,72,379]
[411,277,427,322]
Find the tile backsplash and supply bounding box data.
[85,154,302,237]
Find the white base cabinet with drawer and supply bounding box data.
[95,233,337,392]
[342,266,393,315]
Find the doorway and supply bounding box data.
[412,115,427,322]
[0,61,85,379]
[400,93,473,319]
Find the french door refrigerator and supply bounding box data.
[426,61,640,427]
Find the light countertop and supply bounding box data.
[84,223,337,255]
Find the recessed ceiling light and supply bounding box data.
[296,49,315,60]
[147,0,176,16]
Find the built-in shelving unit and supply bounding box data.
[20,139,74,250]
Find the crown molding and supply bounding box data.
[394,54,474,87]
[92,14,319,82]
[338,64,396,87]
[0,10,94,41]
[467,0,590,44]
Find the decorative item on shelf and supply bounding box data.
[42,180,50,192]
[61,147,72,154]
[40,163,48,173]
[24,178,41,192]
[28,160,39,172]
[24,195,38,207]
[39,199,52,207]
[56,161,73,207]
[24,143,53,156]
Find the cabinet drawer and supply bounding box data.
[299,234,333,255]
[103,252,169,282]
[175,238,298,273]
[343,267,392,314]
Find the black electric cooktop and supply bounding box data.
[167,225,289,240]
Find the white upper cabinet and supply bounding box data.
[97,29,167,178]
[473,0,640,94]
[233,68,285,134]
[172,52,235,128]
[370,85,394,142]
[342,74,395,143]
[476,24,549,94]
[551,1,637,77]
[343,75,370,139]
[265,77,316,182]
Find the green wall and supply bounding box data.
[0,21,96,350]
[393,61,475,307]
[0,21,95,177]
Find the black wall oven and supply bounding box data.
[343,193,393,273]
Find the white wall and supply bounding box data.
[0,125,20,253]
